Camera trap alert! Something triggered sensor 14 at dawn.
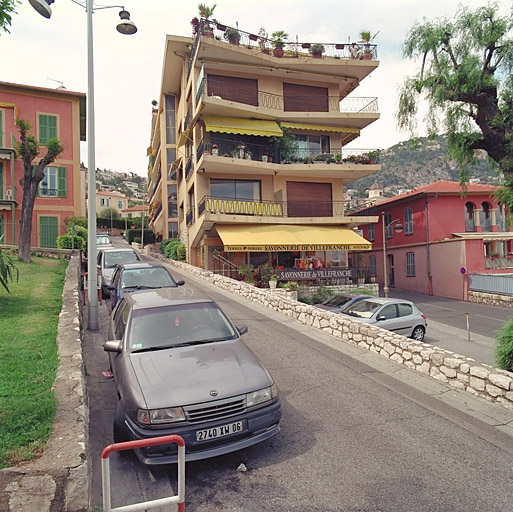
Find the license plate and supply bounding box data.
[196,421,243,442]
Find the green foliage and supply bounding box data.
[56,233,84,250]
[99,207,120,219]
[397,3,513,206]
[126,229,155,245]
[0,0,19,34]
[495,316,513,371]
[237,263,254,282]
[271,30,288,48]
[0,236,18,293]
[159,239,177,253]
[197,3,216,19]
[163,239,185,260]
[176,243,186,261]
[258,262,274,283]
[282,280,299,291]
[65,216,87,229]
[315,284,332,302]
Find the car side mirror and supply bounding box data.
[376,315,386,322]
[236,324,248,336]
[104,340,122,353]
[176,280,185,286]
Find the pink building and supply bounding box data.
[0,81,85,248]
[356,181,513,300]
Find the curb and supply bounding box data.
[0,255,89,512]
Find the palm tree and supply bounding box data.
[198,3,216,20]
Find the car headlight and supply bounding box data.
[246,384,277,407]
[137,407,186,425]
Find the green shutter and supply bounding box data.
[58,167,67,197]
[0,162,3,199]
[39,115,57,144]
[39,216,58,248]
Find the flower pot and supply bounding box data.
[212,148,218,156]
[273,47,284,58]
[249,34,258,41]
[269,280,277,289]
[361,52,372,60]
[312,53,322,59]
[261,48,270,54]
[262,155,268,162]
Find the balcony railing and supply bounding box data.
[198,136,379,164]
[198,196,348,218]
[185,155,194,180]
[190,20,378,63]
[199,77,378,114]
[186,208,194,226]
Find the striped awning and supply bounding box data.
[203,116,283,137]
[280,122,360,135]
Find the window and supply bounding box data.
[369,254,377,276]
[210,179,261,201]
[208,75,258,106]
[168,184,177,217]
[406,252,415,277]
[283,83,329,112]
[168,221,178,239]
[118,200,123,209]
[39,167,66,197]
[165,95,176,144]
[295,134,330,159]
[385,212,393,238]
[38,114,57,145]
[465,202,475,232]
[404,207,413,235]
[368,223,375,241]
[101,198,110,207]
[167,148,177,180]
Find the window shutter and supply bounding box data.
[58,167,67,197]
[39,115,48,143]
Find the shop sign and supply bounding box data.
[276,267,355,281]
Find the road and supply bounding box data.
[85,241,513,511]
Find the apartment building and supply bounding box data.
[0,81,85,248]
[147,21,381,273]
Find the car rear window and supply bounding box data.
[104,251,140,268]
[121,268,176,289]
[128,302,238,351]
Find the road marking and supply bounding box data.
[476,314,507,322]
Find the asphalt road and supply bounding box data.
[85,244,513,511]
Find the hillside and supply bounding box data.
[349,136,502,198]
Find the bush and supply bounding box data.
[495,316,513,371]
[159,239,178,254]
[163,239,183,260]
[65,216,87,229]
[56,233,84,250]
[73,225,88,241]
[176,243,186,261]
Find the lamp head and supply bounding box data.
[29,0,54,18]
[117,10,137,35]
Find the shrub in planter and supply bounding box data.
[495,316,513,371]
[57,233,85,250]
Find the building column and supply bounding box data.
[490,208,498,232]
[474,208,482,232]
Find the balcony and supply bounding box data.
[188,21,378,81]
[197,136,379,165]
[198,196,349,220]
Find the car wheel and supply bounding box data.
[113,401,130,444]
[411,326,425,341]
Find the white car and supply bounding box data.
[97,248,141,298]
[340,297,427,341]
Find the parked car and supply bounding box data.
[96,232,113,250]
[340,297,427,341]
[316,293,370,314]
[97,248,142,298]
[108,262,185,309]
[104,287,282,464]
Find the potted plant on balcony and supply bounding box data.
[204,142,212,155]
[261,151,269,162]
[237,144,246,159]
[271,30,288,57]
[359,30,376,60]
[310,43,325,59]
[258,27,270,54]
[212,143,218,156]
[224,27,241,45]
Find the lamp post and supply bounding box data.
[381,211,403,298]
[29,0,137,330]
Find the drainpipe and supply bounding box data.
[425,193,438,296]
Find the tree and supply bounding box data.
[15,120,64,262]
[99,207,120,219]
[0,235,18,293]
[0,0,19,34]
[397,4,513,209]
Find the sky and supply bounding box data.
[1,0,509,177]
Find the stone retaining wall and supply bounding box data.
[153,251,513,411]
[469,290,513,308]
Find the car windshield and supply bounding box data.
[121,268,176,289]
[323,295,353,307]
[343,300,382,319]
[104,251,140,268]
[128,302,238,352]
[97,236,111,245]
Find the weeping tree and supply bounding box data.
[397,3,513,211]
[0,0,19,34]
[15,119,64,262]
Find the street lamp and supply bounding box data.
[382,212,403,298]
[30,0,137,330]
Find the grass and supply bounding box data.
[0,256,67,469]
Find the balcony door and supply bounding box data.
[207,75,258,106]
[286,181,332,217]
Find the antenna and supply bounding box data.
[47,77,66,90]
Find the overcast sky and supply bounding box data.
[1,0,508,176]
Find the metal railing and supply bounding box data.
[198,195,348,218]
[190,20,378,63]
[469,273,513,295]
[186,208,194,226]
[185,155,194,180]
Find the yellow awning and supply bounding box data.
[216,224,371,252]
[280,122,360,135]
[203,116,283,137]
